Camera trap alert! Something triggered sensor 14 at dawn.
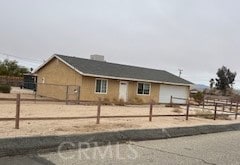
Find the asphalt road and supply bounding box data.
[1,131,240,165]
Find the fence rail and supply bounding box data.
[2,114,235,122]
[0,97,98,104]
[0,76,23,86]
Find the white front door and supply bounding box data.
[119,81,128,102]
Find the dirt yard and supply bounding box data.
[0,88,240,138]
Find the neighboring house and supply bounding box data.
[34,54,192,104]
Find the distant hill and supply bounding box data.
[190,84,209,92]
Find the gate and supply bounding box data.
[66,85,80,104]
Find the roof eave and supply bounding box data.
[33,54,84,75]
[33,54,56,73]
[82,73,192,86]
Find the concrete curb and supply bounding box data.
[1,123,240,157]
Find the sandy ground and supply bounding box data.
[10,87,35,94]
[0,89,240,138]
[0,87,42,99]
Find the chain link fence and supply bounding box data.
[36,83,80,103]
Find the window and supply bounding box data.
[95,79,107,93]
[137,83,150,95]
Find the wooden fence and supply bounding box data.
[0,76,23,86]
[0,94,239,129]
[171,96,239,120]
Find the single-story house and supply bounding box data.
[34,54,192,104]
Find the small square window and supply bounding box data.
[137,83,150,95]
[95,79,107,93]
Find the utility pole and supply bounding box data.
[178,69,183,77]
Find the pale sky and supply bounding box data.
[0,0,240,88]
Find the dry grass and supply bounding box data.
[165,104,172,107]
[195,110,232,120]
[166,104,181,108]
[128,97,144,105]
[102,98,111,105]
[172,108,183,113]
[113,98,125,106]
[195,110,213,119]
[217,114,232,120]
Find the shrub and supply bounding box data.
[150,99,156,104]
[172,108,183,113]
[193,92,204,105]
[195,110,213,119]
[135,97,143,104]
[112,98,125,106]
[231,94,240,103]
[195,110,231,120]
[0,84,11,93]
[102,98,111,105]
[112,98,118,104]
[114,98,125,106]
[217,114,232,120]
[165,104,180,108]
[128,97,144,105]
[165,104,172,107]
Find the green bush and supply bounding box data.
[0,84,11,93]
[193,92,204,105]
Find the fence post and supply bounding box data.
[34,91,37,104]
[186,99,190,121]
[222,104,225,111]
[214,103,217,120]
[170,96,173,107]
[235,102,239,120]
[203,99,205,109]
[65,85,69,105]
[96,98,101,124]
[76,86,80,105]
[15,94,21,129]
[149,101,153,122]
[230,101,233,112]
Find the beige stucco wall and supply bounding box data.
[81,76,160,103]
[127,81,160,103]
[81,76,119,101]
[36,58,82,100]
